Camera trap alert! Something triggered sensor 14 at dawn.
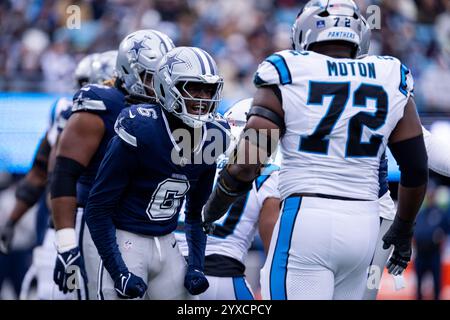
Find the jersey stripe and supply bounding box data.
[399,64,410,97]
[265,54,292,85]
[232,276,254,300]
[269,196,302,300]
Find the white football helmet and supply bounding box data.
[74,53,99,88]
[223,98,281,165]
[224,98,252,154]
[153,47,224,128]
[292,0,363,56]
[116,29,175,100]
[90,50,118,84]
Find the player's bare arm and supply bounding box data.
[0,135,50,254]
[258,197,280,254]
[383,97,428,275]
[10,134,50,222]
[388,98,427,223]
[50,112,105,230]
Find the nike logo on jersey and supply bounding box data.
[171,240,177,248]
[129,110,136,118]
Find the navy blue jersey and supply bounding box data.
[86,104,230,236]
[71,84,127,206]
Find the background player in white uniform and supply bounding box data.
[202,0,428,300]
[176,98,281,300]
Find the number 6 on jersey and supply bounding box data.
[146,179,190,221]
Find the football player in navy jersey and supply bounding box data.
[85,47,229,300]
[49,30,174,299]
[175,98,281,300]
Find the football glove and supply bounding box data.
[114,272,147,299]
[184,267,209,295]
[53,247,88,293]
[382,216,415,276]
[0,220,15,254]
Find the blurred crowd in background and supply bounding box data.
[1,0,450,299]
[1,0,450,111]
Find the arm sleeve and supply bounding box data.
[184,164,217,270]
[85,136,137,280]
[422,126,450,177]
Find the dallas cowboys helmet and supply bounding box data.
[116,29,175,100]
[74,53,99,88]
[154,47,224,128]
[91,50,118,84]
[292,0,363,57]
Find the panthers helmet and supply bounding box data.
[74,53,99,88]
[223,98,252,159]
[292,0,363,56]
[224,98,252,149]
[223,98,281,165]
[154,47,224,128]
[116,29,175,100]
[90,50,118,84]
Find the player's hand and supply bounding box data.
[184,267,209,295]
[201,221,215,235]
[0,220,15,254]
[201,209,215,235]
[382,216,414,276]
[114,272,147,299]
[53,247,88,293]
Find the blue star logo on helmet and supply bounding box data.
[316,20,325,28]
[129,40,147,59]
[163,52,186,75]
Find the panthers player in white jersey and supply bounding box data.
[176,98,281,300]
[202,0,428,300]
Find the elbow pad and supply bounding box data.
[389,135,428,187]
[15,179,45,207]
[50,156,85,198]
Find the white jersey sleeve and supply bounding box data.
[47,97,72,147]
[254,168,280,208]
[254,50,413,201]
[423,126,450,177]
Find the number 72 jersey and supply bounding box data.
[254,50,414,201]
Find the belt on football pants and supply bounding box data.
[288,193,371,201]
